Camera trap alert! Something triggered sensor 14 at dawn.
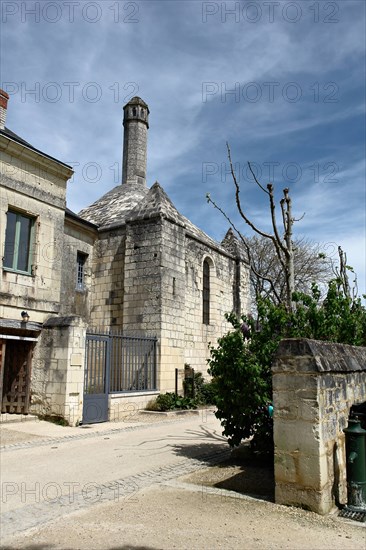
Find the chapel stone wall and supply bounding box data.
[89,227,127,329]
[184,237,250,376]
[122,219,163,338]
[159,219,186,391]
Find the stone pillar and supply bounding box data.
[31,316,87,426]
[272,338,366,515]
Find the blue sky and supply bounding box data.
[2,0,365,297]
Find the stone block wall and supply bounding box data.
[30,316,87,426]
[123,218,163,337]
[122,217,187,392]
[0,143,71,324]
[89,227,127,328]
[0,180,65,323]
[159,219,186,391]
[109,391,159,421]
[273,338,366,514]
[184,236,250,377]
[60,217,96,320]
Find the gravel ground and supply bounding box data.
[1,413,365,550]
[0,427,45,446]
[2,482,364,550]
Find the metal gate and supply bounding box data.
[83,331,157,424]
[109,334,157,392]
[82,333,110,424]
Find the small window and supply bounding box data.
[3,210,35,274]
[76,252,88,290]
[203,259,210,325]
[132,107,137,116]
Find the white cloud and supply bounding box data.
[2,0,364,298]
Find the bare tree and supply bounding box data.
[247,235,333,305]
[207,144,308,312]
[333,246,359,300]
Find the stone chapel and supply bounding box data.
[0,92,250,424]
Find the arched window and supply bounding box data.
[203,259,210,325]
[132,107,137,116]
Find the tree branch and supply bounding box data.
[267,183,287,258]
[226,145,274,240]
[247,160,270,195]
[206,193,281,304]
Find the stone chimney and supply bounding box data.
[0,89,9,130]
[122,96,149,186]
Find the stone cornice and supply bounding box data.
[0,174,66,210]
[0,133,73,180]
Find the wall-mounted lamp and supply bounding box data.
[21,311,30,323]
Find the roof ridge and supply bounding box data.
[126,181,186,226]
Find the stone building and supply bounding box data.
[0,89,97,423]
[0,91,249,425]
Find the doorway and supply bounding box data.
[0,339,33,414]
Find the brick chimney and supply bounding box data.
[0,89,9,130]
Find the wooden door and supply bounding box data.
[1,340,33,414]
[0,340,5,410]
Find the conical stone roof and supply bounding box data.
[78,184,149,229]
[78,181,236,256]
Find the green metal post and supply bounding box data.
[344,418,366,512]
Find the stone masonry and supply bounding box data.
[79,98,250,399]
[122,96,149,186]
[273,338,366,515]
[0,134,73,324]
[31,316,87,426]
[1,93,250,424]
[0,92,94,421]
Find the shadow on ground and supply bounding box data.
[177,439,275,503]
[171,441,229,462]
[214,452,275,501]
[168,425,230,461]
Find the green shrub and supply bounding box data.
[183,369,218,405]
[155,392,177,411]
[173,396,198,410]
[208,279,366,451]
[197,380,218,405]
[183,377,194,398]
[146,392,199,412]
[207,317,272,448]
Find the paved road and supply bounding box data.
[0,412,230,540]
[1,413,365,550]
